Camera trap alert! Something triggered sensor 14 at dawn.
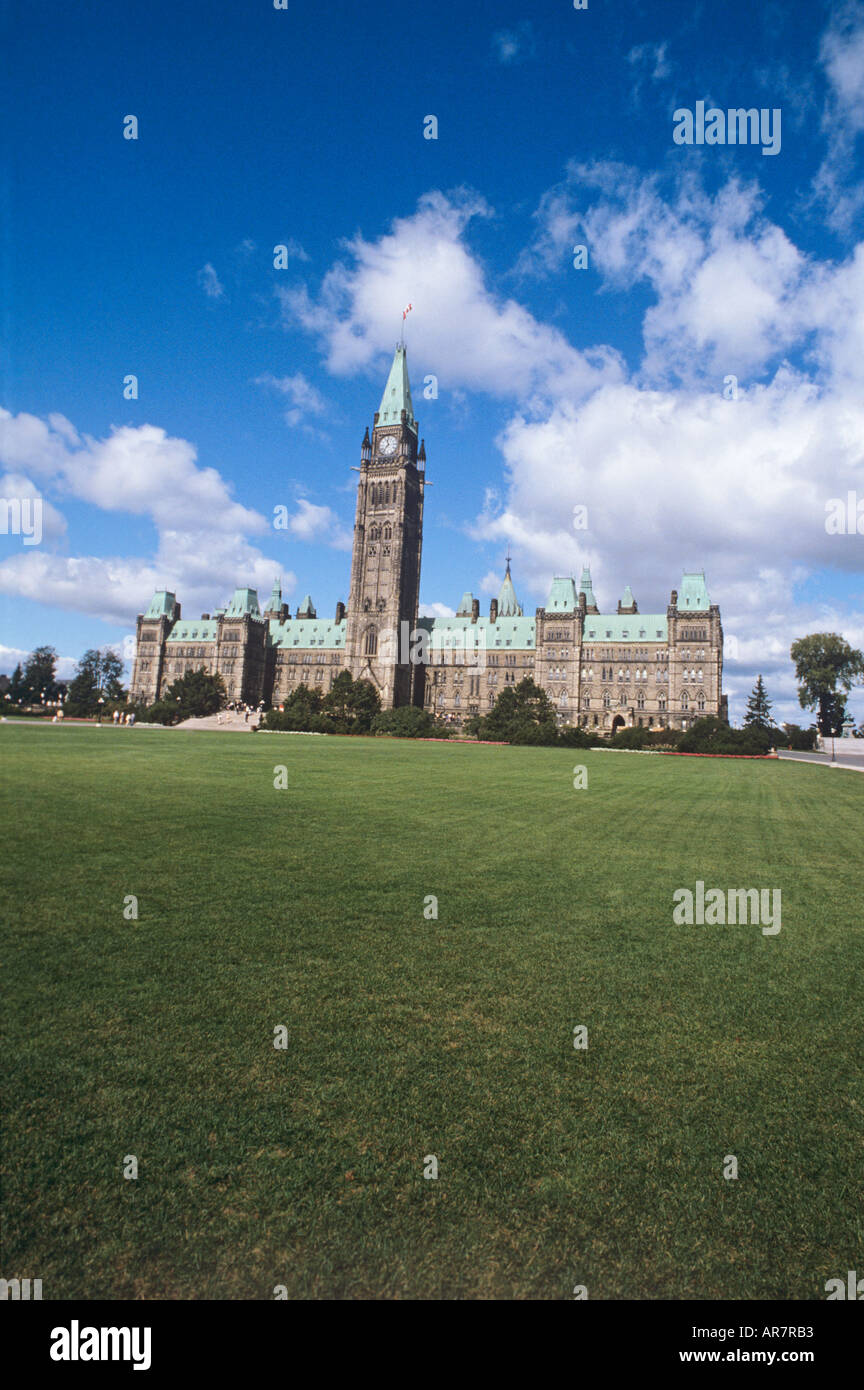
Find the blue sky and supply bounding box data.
[1,0,862,722]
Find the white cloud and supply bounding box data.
[0,412,298,625]
[276,238,310,263]
[198,263,225,299]
[255,372,328,428]
[277,189,624,406]
[279,498,351,550]
[418,601,455,618]
[491,23,535,66]
[814,3,864,229]
[0,472,67,541]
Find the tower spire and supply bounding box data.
[377,343,416,431]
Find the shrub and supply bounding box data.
[557,725,598,748]
[781,723,818,751]
[508,718,559,746]
[610,725,651,750]
[138,700,183,726]
[371,705,439,738]
[677,716,772,756]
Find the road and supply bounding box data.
[777,749,864,772]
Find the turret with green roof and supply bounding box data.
[578,566,599,614]
[497,557,523,617]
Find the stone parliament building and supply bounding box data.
[130,347,726,733]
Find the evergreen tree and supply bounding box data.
[23,645,58,701]
[743,674,773,731]
[164,667,226,717]
[322,672,381,731]
[8,663,26,702]
[478,677,558,743]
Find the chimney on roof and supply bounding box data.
[490,598,498,623]
[335,601,345,623]
[201,613,210,620]
[471,599,480,623]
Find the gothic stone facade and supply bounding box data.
[130,346,725,733]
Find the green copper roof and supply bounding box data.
[225,587,262,618]
[583,615,668,642]
[679,572,711,610]
[497,562,523,617]
[546,577,579,612]
[456,591,474,616]
[620,585,635,607]
[269,618,345,650]
[266,578,282,612]
[166,621,219,643]
[418,615,536,649]
[578,566,596,609]
[297,594,316,618]
[377,345,416,431]
[144,590,177,619]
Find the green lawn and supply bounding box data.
[1,724,862,1300]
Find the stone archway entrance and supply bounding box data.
[611,714,626,734]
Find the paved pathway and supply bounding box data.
[175,711,261,732]
[777,749,864,772]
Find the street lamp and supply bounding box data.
[97,695,105,724]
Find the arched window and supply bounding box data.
[384,523,392,540]
[637,691,645,709]
[697,693,706,711]
[603,691,611,708]
[658,693,666,711]
[681,691,689,709]
[453,693,461,708]
[363,598,371,612]
[364,627,377,656]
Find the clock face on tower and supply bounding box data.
[377,435,398,457]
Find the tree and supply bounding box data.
[65,658,99,717]
[790,633,864,735]
[65,648,127,716]
[8,663,26,702]
[477,677,558,743]
[781,723,818,751]
[164,667,226,717]
[23,646,58,701]
[322,670,357,724]
[97,649,125,699]
[322,672,381,731]
[743,674,773,732]
[284,684,324,715]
